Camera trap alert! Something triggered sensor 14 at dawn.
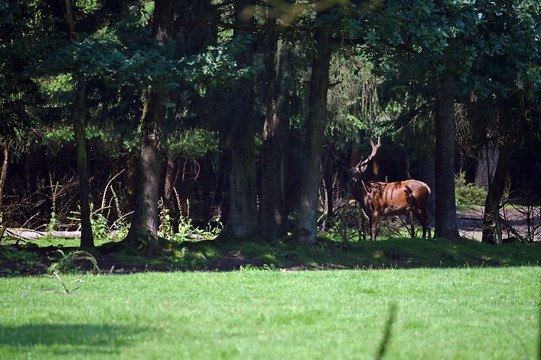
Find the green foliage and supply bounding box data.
[239,263,277,272]
[162,246,210,269]
[0,247,41,276]
[91,213,109,240]
[69,202,129,244]
[160,213,174,238]
[319,206,365,243]
[47,211,59,232]
[455,173,487,206]
[180,35,264,89]
[166,128,219,159]
[325,54,391,145]
[0,0,44,137]
[360,0,541,97]
[47,249,99,274]
[169,216,221,243]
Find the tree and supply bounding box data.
[124,0,178,255]
[259,34,294,240]
[0,0,43,228]
[218,0,259,242]
[61,0,94,247]
[0,138,8,227]
[434,71,459,240]
[294,7,334,244]
[472,1,541,244]
[359,0,530,240]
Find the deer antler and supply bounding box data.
[354,136,381,173]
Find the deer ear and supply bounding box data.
[360,163,368,172]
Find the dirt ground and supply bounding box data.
[456,206,540,242]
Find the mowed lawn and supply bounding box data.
[1,267,539,359]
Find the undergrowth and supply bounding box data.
[2,228,541,276]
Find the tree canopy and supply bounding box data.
[0,0,539,250]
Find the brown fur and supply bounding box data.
[352,179,431,241]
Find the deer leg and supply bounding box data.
[412,209,431,239]
[359,211,367,241]
[423,210,432,239]
[370,215,379,241]
[409,211,415,238]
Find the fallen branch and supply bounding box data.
[40,272,82,294]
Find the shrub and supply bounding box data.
[48,249,99,274]
[455,173,487,206]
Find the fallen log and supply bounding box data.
[5,228,81,241]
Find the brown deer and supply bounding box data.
[351,137,432,241]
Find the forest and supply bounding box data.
[1,0,540,260]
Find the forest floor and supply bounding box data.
[1,206,540,276]
[456,205,540,242]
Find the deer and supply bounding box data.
[351,137,432,241]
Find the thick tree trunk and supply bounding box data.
[294,14,333,245]
[124,0,176,255]
[219,0,257,242]
[125,87,165,255]
[72,75,94,247]
[434,74,460,240]
[259,39,291,240]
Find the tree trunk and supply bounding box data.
[434,74,460,240]
[475,145,498,191]
[481,144,509,244]
[61,0,94,247]
[259,38,292,240]
[482,99,512,244]
[163,149,177,212]
[0,138,9,226]
[125,88,165,255]
[218,0,257,242]
[474,103,500,191]
[72,75,94,247]
[294,13,333,245]
[322,151,334,223]
[124,0,176,255]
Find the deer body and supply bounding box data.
[350,137,432,241]
[351,179,432,241]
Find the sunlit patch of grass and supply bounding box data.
[0,267,539,359]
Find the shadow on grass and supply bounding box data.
[2,233,541,275]
[225,235,541,270]
[0,323,146,356]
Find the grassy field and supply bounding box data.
[1,267,539,359]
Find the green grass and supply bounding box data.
[2,234,541,276]
[1,267,539,359]
[227,236,541,269]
